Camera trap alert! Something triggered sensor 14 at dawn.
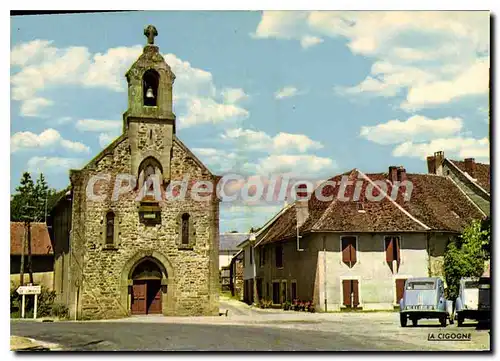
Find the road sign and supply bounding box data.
[17,285,41,295]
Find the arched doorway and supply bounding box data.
[130,258,165,315]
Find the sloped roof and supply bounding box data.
[220,233,249,251]
[259,169,485,245]
[10,222,53,256]
[449,159,490,194]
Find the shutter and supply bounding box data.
[349,238,357,265]
[352,280,359,307]
[342,238,350,264]
[385,237,393,263]
[395,237,401,264]
[342,280,351,306]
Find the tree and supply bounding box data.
[11,172,59,222]
[33,173,49,222]
[10,172,60,285]
[444,219,490,300]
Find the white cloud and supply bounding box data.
[221,88,248,104]
[76,119,121,132]
[402,57,490,110]
[27,156,84,174]
[19,97,53,117]
[179,97,249,128]
[254,11,489,110]
[10,40,141,116]
[300,36,324,49]
[392,137,489,161]
[82,46,142,90]
[275,86,299,99]
[360,115,463,145]
[98,132,120,148]
[192,147,243,173]
[253,154,336,176]
[221,128,323,153]
[11,128,89,153]
[273,132,323,152]
[11,41,250,124]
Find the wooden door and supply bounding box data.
[131,280,147,314]
[395,279,406,304]
[147,280,162,314]
[342,279,359,308]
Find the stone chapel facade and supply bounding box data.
[50,26,220,320]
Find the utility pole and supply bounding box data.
[20,222,25,286]
[21,205,36,285]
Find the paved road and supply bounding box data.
[10,299,490,351]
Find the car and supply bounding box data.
[399,277,453,327]
[455,277,486,326]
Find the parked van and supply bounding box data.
[477,276,491,320]
[399,277,453,327]
[455,277,481,326]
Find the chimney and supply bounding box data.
[397,167,407,182]
[434,151,444,176]
[388,166,398,182]
[464,158,476,178]
[427,155,436,174]
[295,183,310,228]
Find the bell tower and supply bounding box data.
[124,25,176,183]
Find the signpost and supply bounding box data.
[16,284,41,319]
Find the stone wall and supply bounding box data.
[68,135,219,320]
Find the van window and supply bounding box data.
[406,281,435,290]
[465,281,479,289]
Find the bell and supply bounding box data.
[146,87,154,99]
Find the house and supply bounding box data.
[10,222,54,289]
[238,204,292,304]
[219,233,248,292]
[427,151,490,216]
[228,250,244,300]
[49,25,220,319]
[249,166,485,311]
[219,233,249,269]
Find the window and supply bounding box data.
[341,236,357,268]
[106,212,115,245]
[275,244,283,268]
[406,281,435,290]
[259,247,266,267]
[266,282,269,299]
[291,282,297,301]
[181,213,190,245]
[385,236,401,273]
[249,247,253,265]
[272,282,280,304]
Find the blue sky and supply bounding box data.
[10,11,490,232]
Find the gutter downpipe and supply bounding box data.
[323,235,327,312]
[250,233,257,305]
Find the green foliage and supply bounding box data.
[10,285,56,318]
[51,303,69,319]
[10,172,60,222]
[444,219,490,300]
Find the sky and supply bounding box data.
[10,11,490,232]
